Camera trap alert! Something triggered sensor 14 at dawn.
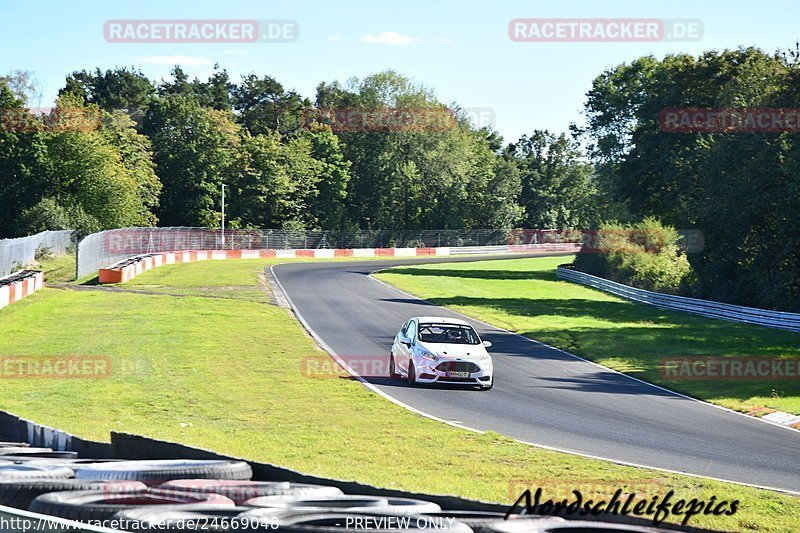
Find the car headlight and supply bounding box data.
[418,350,439,362]
[479,352,491,361]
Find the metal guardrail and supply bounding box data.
[557,266,800,333]
[0,230,74,277]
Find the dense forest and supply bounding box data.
[0,45,798,310]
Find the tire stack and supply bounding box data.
[0,442,667,533]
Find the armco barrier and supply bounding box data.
[557,266,800,333]
[99,244,581,285]
[0,270,44,310]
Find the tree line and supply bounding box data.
[0,66,596,237]
[1,44,798,311]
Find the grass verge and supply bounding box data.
[375,256,800,415]
[0,258,797,531]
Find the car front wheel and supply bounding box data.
[407,361,416,386]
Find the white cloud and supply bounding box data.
[134,55,213,66]
[359,32,421,45]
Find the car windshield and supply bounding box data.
[418,324,480,345]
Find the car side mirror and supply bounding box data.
[482,340,493,348]
[400,336,412,347]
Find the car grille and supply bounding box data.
[436,361,481,373]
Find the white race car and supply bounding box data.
[390,316,493,390]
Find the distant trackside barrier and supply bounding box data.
[557,265,800,333]
[0,270,44,310]
[99,244,580,284]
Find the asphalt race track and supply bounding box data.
[272,254,800,492]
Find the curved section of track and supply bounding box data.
[273,254,800,492]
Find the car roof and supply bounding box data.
[414,316,471,326]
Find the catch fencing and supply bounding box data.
[0,230,74,277]
[77,227,575,279]
[557,265,800,333]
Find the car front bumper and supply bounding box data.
[414,358,493,386]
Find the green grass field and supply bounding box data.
[376,256,800,416]
[0,258,798,531]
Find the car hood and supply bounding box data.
[419,342,487,359]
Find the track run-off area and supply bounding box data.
[272,253,800,493]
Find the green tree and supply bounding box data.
[232,74,310,136]
[506,130,598,228]
[60,67,155,123]
[144,94,240,227]
[580,47,800,310]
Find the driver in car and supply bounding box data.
[446,328,464,343]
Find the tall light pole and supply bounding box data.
[221,184,226,248]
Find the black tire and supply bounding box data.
[0,447,53,455]
[113,505,252,532]
[28,488,235,523]
[8,458,122,469]
[0,449,78,459]
[0,479,145,510]
[407,361,416,386]
[158,479,342,505]
[0,465,74,480]
[243,494,440,515]
[389,353,400,379]
[231,509,472,533]
[74,459,253,485]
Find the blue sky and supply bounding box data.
[1,0,797,141]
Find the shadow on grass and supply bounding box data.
[386,267,557,282]
[426,296,800,403]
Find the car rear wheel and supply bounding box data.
[389,353,401,379]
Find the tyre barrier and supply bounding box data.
[233,509,475,533]
[0,480,146,510]
[0,447,79,459]
[0,465,74,480]
[97,244,581,285]
[243,494,442,515]
[0,438,681,532]
[112,505,254,532]
[0,270,44,309]
[159,479,343,505]
[74,460,254,485]
[28,488,235,523]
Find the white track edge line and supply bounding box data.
[269,262,800,496]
